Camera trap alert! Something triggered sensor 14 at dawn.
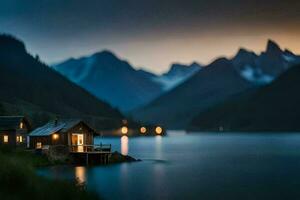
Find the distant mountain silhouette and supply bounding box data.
[53,51,164,112]
[0,34,123,128]
[152,62,201,90]
[232,39,300,84]
[132,40,300,129]
[53,52,201,112]
[131,58,252,128]
[189,64,300,131]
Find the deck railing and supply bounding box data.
[69,144,111,153]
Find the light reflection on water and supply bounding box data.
[121,135,128,155]
[155,135,162,159]
[37,132,300,200]
[75,166,86,184]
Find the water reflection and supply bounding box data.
[121,136,129,155]
[155,135,162,158]
[75,166,86,184]
[40,134,300,200]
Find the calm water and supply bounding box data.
[37,131,300,200]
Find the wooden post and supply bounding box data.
[86,153,89,166]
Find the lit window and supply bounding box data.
[16,136,20,142]
[20,136,23,143]
[3,135,8,143]
[36,142,42,149]
[20,122,24,129]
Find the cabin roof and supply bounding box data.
[0,116,27,131]
[29,119,88,136]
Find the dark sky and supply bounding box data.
[1,0,300,73]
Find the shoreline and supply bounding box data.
[0,146,140,200]
[0,146,100,200]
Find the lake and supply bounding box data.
[37,131,300,200]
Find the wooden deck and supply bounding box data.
[69,144,112,165]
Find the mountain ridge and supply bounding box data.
[189,64,300,131]
[131,57,253,128]
[53,50,202,112]
[0,34,123,129]
[132,40,300,129]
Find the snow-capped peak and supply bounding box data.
[152,62,201,90]
[240,65,274,85]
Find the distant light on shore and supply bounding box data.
[155,126,163,135]
[121,126,128,134]
[140,127,147,134]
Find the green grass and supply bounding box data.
[0,146,51,167]
[0,146,100,200]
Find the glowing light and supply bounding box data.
[20,122,24,129]
[3,135,8,143]
[155,126,163,135]
[52,133,59,140]
[36,142,42,149]
[121,126,128,134]
[140,127,147,134]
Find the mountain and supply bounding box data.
[132,40,300,129]
[189,64,300,131]
[136,69,157,79]
[152,62,201,90]
[53,51,165,112]
[131,58,253,129]
[53,52,201,112]
[232,40,300,84]
[0,34,123,128]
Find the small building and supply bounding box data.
[0,116,31,147]
[29,119,96,152]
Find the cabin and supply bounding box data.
[29,119,96,152]
[0,116,31,147]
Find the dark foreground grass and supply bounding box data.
[0,146,100,200]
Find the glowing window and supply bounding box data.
[16,136,20,142]
[20,136,23,143]
[20,122,24,129]
[3,135,8,143]
[36,142,42,149]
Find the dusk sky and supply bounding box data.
[1,0,300,73]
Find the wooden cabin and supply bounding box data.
[0,116,31,147]
[29,119,96,152]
